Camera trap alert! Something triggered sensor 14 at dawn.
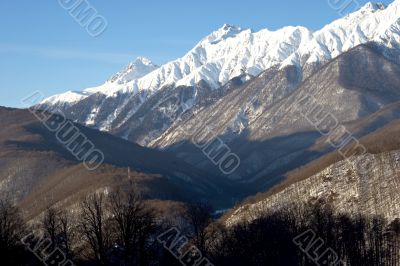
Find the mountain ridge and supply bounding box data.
[39,0,400,134]
[152,43,400,183]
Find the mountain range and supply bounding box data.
[8,0,400,220]
[40,1,400,136]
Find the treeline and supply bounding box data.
[1,188,400,265]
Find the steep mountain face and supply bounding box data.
[225,119,400,226]
[39,1,400,146]
[0,107,241,220]
[109,77,248,145]
[154,44,400,184]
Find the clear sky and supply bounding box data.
[0,0,393,107]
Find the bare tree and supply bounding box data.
[0,198,24,251]
[0,197,33,266]
[42,207,60,249]
[78,193,110,265]
[58,210,75,259]
[185,202,213,252]
[109,186,156,265]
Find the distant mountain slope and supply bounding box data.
[0,107,241,220]
[224,118,400,226]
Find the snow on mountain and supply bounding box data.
[282,1,400,67]
[42,90,93,106]
[172,25,312,88]
[107,57,159,85]
[152,43,400,181]
[41,1,400,126]
[43,57,159,105]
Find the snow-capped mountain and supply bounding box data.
[43,57,159,105]
[281,1,400,67]
[39,1,400,153]
[107,57,159,86]
[22,0,400,222]
[42,1,400,106]
[154,44,400,182]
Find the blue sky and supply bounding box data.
[0,0,393,107]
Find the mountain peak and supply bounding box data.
[132,56,156,67]
[108,57,159,84]
[360,1,386,12]
[221,23,240,31]
[203,23,246,44]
